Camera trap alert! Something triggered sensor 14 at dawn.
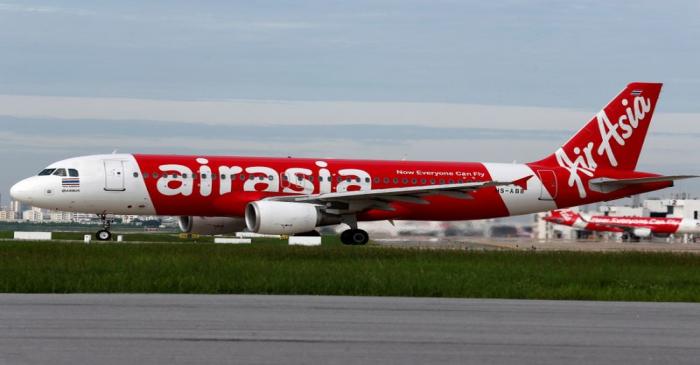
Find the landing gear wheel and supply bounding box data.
[96,213,113,241]
[96,230,112,241]
[340,229,369,245]
[295,230,321,237]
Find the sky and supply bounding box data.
[1,0,699,209]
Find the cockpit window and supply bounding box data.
[53,168,67,177]
[68,169,79,177]
[38,168,56,176]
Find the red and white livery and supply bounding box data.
[10,82,697,244]
[543,209,700,239]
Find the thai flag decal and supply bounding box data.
[62,178,80,187]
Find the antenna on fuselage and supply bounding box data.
[112,149,118,154]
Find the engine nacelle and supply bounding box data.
[245,201,326,235]
[632,227,652,238]
[178,216,246,236]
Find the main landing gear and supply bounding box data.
[96,214,113,241]
[340,229,369,245]
[338,215,369,245]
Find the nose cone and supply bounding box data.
[10,178,34,203]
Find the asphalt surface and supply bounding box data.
[0,295,699,364]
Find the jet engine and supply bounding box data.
[632,227,652,238]
[178,216,246,235]
[245,201,339,235]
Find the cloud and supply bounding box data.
[2,94,700,134]
[0,2,94,16]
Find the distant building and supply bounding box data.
[49,211,75,222]
[644,199,700,219]
[22,209,44,222]
[0,210,18,221]
[10,200,24,213]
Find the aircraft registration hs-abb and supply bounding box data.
[544,209,700,240]
[10,82,697,244]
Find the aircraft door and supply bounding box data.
[104,160,126,191]
[537,169,557,200]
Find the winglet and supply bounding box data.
[513,175,533,190]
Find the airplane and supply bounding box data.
[9,82,697,245]
[543,209,700,240]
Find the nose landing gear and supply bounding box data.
[96,214,113,241]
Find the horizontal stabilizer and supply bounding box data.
[589,175,698,194]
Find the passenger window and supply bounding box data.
[182,173,188,179]
[430,179,435,184]
[383,177,390,183]
[440,179,445,184]
[68,169,79,177]
[402,178,408,184]
[411,178,417,184]
[38,168,56,176]
[268,175,274,181]
[221,174,226,180]
[133,172,139,178]
[421,179,427,184]
[53,168,67,177]
[393,178,399,184]
[201,174,208,179]
[152,173,158,178]
[373,177,379,183]
[211,173,217,179]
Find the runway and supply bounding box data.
[1,295,699,364]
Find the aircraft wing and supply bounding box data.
[267,175,532,209]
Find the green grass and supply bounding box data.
[1,240,700,301]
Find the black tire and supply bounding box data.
[340,229,369,245]
[295,230,321,237]
[96,230,112,241]
[340,230,351,245]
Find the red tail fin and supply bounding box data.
[545,209,580,225]
[533,82,663,172]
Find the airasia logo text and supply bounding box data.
[155,158,371,197]
[555,95,652,198]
